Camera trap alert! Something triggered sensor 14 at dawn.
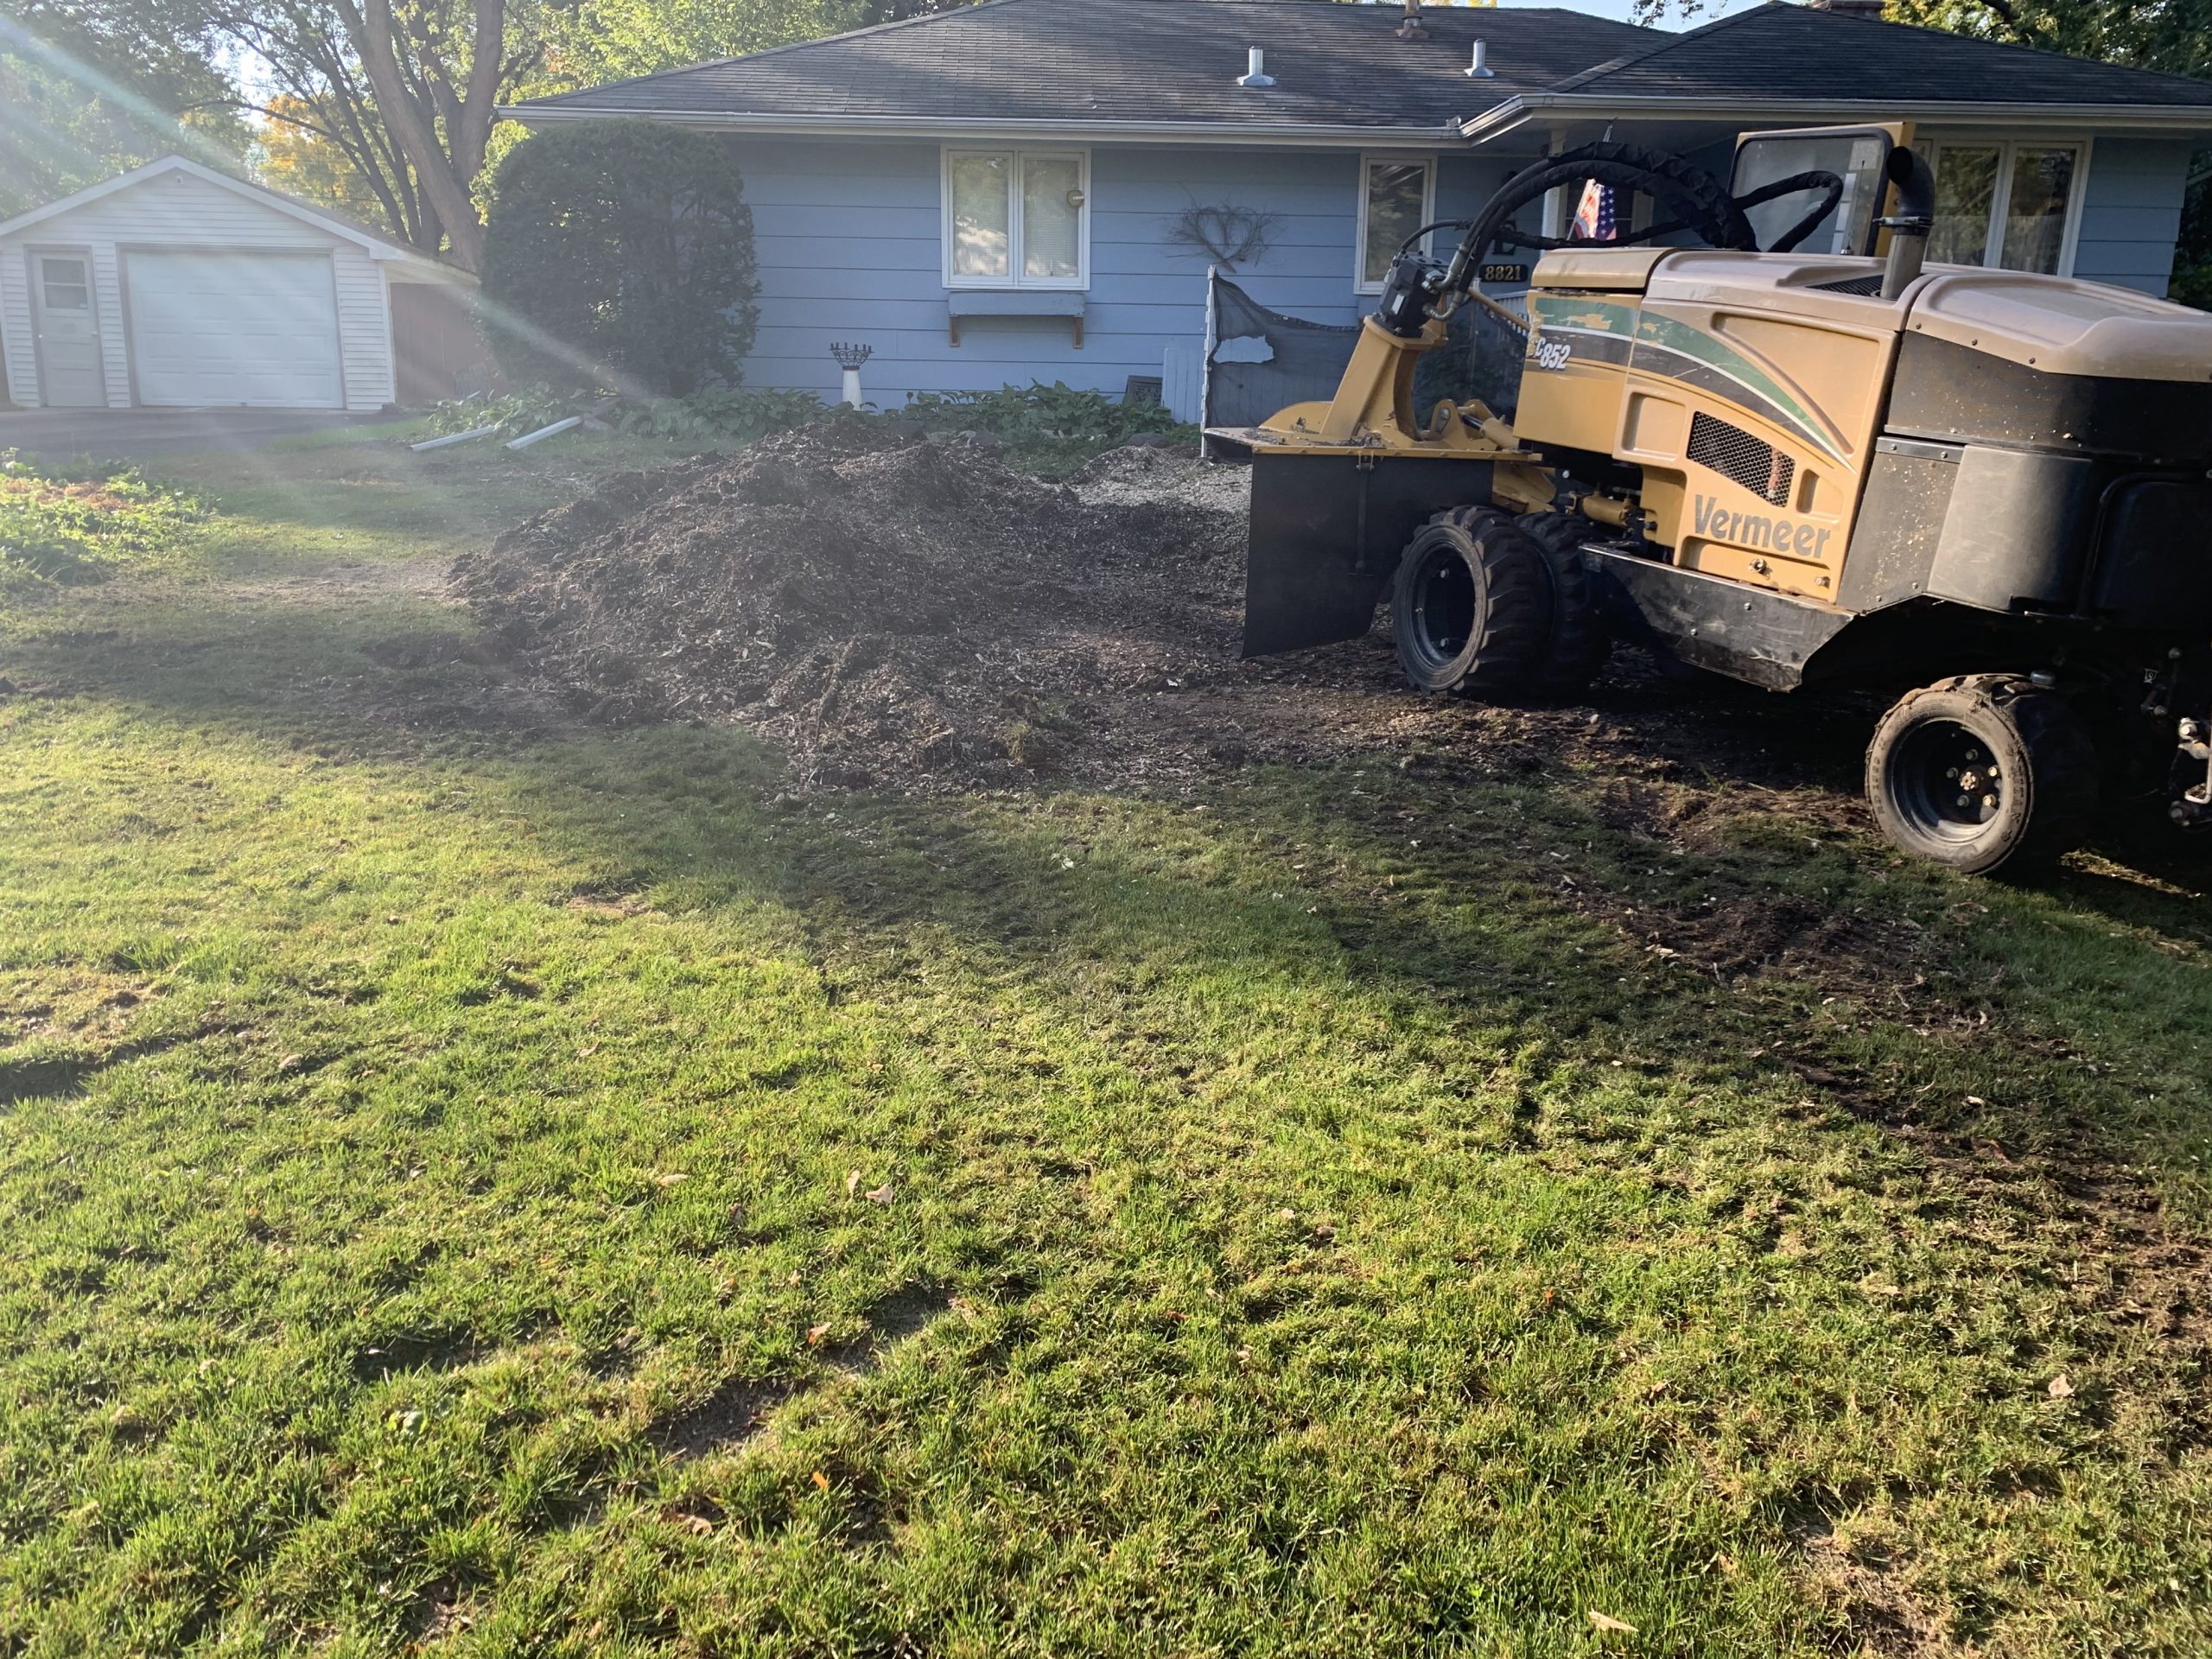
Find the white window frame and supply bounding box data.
[36,252,92,312]
[1917,135,2093,278]
[1355,151,1437,295]
[941,147,1091,291]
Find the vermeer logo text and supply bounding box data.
[1694,494,1831,559]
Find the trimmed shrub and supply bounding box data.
[480,119,759,396]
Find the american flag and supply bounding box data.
[1571,179,1617,242]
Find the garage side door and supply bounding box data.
[124,250,344,409]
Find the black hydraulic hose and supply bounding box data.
[1405,147,1847,320]
[1399,218,1471,251]
[1732,169,1846,254]
[1402,215,1713,257]
[1488,218,1708,253]
[1458,174,1840,259]
[1437,143,1761,300]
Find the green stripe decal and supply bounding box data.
[1529,294,1638,335]
[1525,295,1847,465]
[1629,312,1845,463]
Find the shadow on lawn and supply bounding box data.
[9,577,2208,1195]
[14,572,2212,1653]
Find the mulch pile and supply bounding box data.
[448,426,1978,985]
[451,426,1249,791]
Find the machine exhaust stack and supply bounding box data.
[1878,146,1936,301]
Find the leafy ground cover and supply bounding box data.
[0,429,2208,1656]
[0,450,210,589]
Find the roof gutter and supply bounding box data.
[499,105,1467,149]
[1462,93,2212,143]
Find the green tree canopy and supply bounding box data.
[537,0,864,89]
[3,0,981,261]
[1883,0,2212,78]
[0,1,245,217]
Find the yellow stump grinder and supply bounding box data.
[1229,128,2212,875]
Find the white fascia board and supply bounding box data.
[500,105,1466,149]
[0,153,190,238]
[385,257,480,286]
[1462,94,2212,143]
[0,152,454,269]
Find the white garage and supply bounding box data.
[125,250,345,409]
[0,155,482,412]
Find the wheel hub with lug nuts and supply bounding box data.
[1945,747,2000,811]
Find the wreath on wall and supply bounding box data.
[1166,202,1281,270]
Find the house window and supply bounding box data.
[944,149,1088,288]
[1357,155,1436,291]
[1916,140,2086,276]
[40,256,90,311]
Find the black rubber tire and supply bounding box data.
[1427,504,1510,536]
[1866,675,2100,877]
[1389,516,1552,696]
[1516,512,1611,699]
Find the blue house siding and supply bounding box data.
[727,130,2199,404]
[2072,137,2191,296]
[728,136,1517,404]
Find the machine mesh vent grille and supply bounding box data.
[1688,411,1795,506]
[1812,273,1887,296]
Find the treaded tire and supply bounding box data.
[1390,516,1551,696]
[1866,674,2099,877]
[1516,512,1611,699]
[1426,504,1510,536]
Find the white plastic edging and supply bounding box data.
[409,424,500,452]
[505,416,583,451]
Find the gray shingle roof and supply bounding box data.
[516,0,1662,128]
[1556,3,2212,108]
[513,0,2212,129]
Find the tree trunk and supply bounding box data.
[338,0,494,269]
[454,0,505,188]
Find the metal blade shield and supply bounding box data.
[1242,454,1497,657]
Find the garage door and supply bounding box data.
[125,250,344,409]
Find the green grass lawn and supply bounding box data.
[2,429,2209,1656]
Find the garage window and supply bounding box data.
[944,149,1089,289]
[40,256,91,311]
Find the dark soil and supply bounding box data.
[451,427,1249,792]
[452,426,1872,804]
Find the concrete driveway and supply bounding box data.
[0,408,408,463]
